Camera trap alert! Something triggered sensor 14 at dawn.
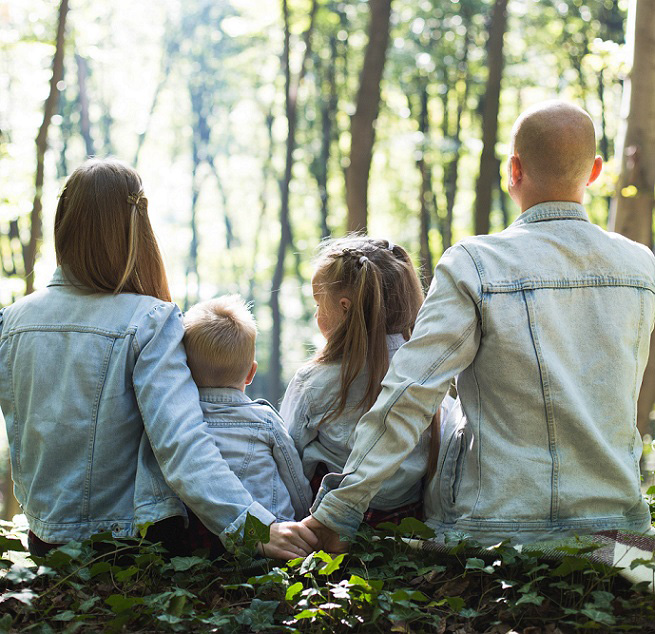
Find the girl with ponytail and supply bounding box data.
[280,236,453,526]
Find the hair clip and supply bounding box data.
[127,192,148,215]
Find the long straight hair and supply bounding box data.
[54,158,171,302]
[314,236,424,425]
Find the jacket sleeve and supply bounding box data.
[269,410,314,519]
[279,371,317,458]
[132,302,276,550]
[311,244,483,537]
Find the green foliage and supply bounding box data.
[1,518,654,632]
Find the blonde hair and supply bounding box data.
[183,295,257,388]
[314,235,425,425]
[54,158,171,302]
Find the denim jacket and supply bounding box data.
[312,202,655,544]
[199,388,312,521]
[0,267,276,547]
[281,334,449,510]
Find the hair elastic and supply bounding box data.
[127,192,148,215]
[359,255,369,265]
[387,240,395,251]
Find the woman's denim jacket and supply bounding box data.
[312,203,655,544]
[281,335,438,510]
[0,268,276,547]
[199,388,312,522]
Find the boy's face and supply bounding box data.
[312,275,348,339]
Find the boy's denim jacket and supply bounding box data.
[0,268,276,547]
[312,203,655,544]
[199,388,312,522]
[280,334,434,510]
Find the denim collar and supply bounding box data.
[198,387,252,404]
[512,201,588,227]
[47,266,79,287]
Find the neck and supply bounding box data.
[517,189,585,214]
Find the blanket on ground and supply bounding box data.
[405,528,655,592]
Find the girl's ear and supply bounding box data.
[339,297,351,313]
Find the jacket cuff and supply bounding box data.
[311,474,363,538]
[220,502,276,552]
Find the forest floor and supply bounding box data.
[1,508,654,634]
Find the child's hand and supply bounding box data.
[301,515,348,554]
[258,522,319,560]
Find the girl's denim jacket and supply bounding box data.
[198,388,312,522]
[312,203,655,544]
[0,268,276,547]
[281,335,450,510]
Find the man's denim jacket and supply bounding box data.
[199,388,312,522]
[0,268,276,547]
[281,334,436,510]
[312,203,655,544]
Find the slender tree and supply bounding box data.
[609,0,655,438]
[345,0,393,233]
[473,0,508,236]
[23,0,70,295]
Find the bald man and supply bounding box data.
[304,101,655,549]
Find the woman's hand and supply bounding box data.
[258,521,319,560]
[301,515,348,554]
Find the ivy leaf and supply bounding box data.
[580,607,615,626]
[318,553,346,575]
[52,611,77,622]
[105,594,145,614]
[0,588,38,607]
[0,535,25,555]
[285,582,303,600]
[243,514,270,548]
[5,564,36,584]
[551,556,591,576]
[167,556,210,572]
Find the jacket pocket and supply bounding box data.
[438,425,467,521]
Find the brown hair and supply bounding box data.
[183,295,257,388]
[54,158,171,302]
[313,236,425,425]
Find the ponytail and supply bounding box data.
[314,236,423,426]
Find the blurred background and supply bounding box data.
[2,0,654,518]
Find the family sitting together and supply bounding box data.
[1,100,654,561]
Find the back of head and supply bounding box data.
[183,295,257,388]
[314,235,424,420]
[54,158,170,301]
[512,100,596,191]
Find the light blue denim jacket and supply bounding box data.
[312,202,655,544]
[281,334,443,510]
[199,388,312,521]
[0,267,276,547]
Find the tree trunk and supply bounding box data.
[75,53,95,157]
[473,0,507,236]
[269,0,318,404]
[345,0,392,233]
[416,83,434,287]
[24,0,70,295]
[608,0,655,438]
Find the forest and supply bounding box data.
[1,0,655,630]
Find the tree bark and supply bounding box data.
[416,83,434,287]
[345,0,392,233]
[473,0,507,236]
[75,53,95,157]
[24,0,69,295]
[608,0,655,438]
[269,0,318,404]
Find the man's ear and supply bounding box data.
[339,297,351,313]
[245,360,258,386]
[508,154,522,187]
[587,155,603,186]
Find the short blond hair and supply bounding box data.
[183,295,257,388]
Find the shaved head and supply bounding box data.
[511,101,596,189]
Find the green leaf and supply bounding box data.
[465,558,494,573]
[137,522,154,538]
[105,594,145,614]
[89,561,112,578]
[0,588,38,607]
[51,611,76,622]
[580,608,615,626]
[114,565,139,582]
[294,608,325,620]
[437,596,465,612]
[168,594,187,617]
[389,589,429,602]
[168,556,210,572]
[243,513,271,547]
[0,535,25,555]
[393,517,436,539]
[285,581,303,600]
[318,553,346,575]
[5,564,37,584]
[551,556,592,576]
[515,592,545,606]
[79,596,101,612]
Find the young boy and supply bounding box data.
[183,295,312,525]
